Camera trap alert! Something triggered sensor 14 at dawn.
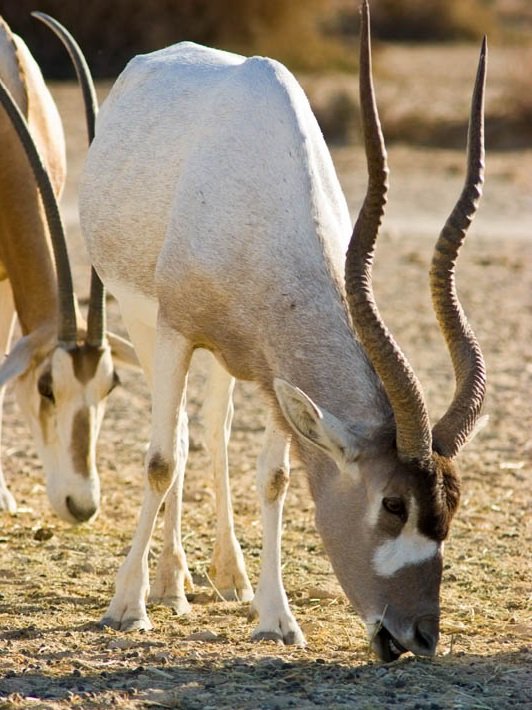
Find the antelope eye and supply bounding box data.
[382,497,406,520]
[37,372,55,403]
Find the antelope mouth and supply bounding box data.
[66,496,98,524]
[372,625,408,662]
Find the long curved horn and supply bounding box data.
[0,79,78,347]
[32,13,97,142]
[430,39,487,458]
[33,12,105,348]
[345,0,432,463]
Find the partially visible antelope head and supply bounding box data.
[276,1,487,660]
[0,15,137,523]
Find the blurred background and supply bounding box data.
[2,0,531,75]
[2,0,531,148]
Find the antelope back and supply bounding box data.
[0,17,65,195]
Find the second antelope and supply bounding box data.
[0,15,137,522]
[77,1,487,660]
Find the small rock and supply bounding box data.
[33,527,54,542]
[305,587,339,600]
[107,638,136,650]
[185,630,221,642]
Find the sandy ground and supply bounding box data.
[0,42,531,709]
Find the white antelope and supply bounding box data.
[78,1,487,661]
[0,14,137,522]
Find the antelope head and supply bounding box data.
[276,0,487,660]
[0,16,137,523]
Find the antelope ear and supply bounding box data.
[464,414,489,446]
[107,332,141,370]
[273,378,362,462]
[0,330,50,387]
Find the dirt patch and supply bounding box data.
[0,47,531,709]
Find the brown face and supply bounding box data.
[273,379,464,661]
[313,448,461,661]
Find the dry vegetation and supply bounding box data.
[5,1,532,148]
[3,0,532,76]
[0,2,531,708]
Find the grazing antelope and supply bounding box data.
[78,0,487,661]
[0,15,137,522]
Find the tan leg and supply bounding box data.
[202,355,253,601]
[0,280,17,513]
[149,398,194,614]
[249,414,305,645]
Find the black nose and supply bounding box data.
[66,496,97,523]
[413,615,439,655]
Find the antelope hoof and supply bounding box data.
[252,630,284,645]
[209,552,253,603]
[249,604,306,646]
[151,551,194,605]
[150,594,191,615]
[251,626,306,646]
[100,613,153,632]
[217,584,254,603]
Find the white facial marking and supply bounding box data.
[373,497,439,577]
[373,531,438,577]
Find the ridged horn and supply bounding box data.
[33,12,105,348]
[344,0,433,463]
[0,78,78,347]
[430,38,487,458]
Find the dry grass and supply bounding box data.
[0,216,530,707]
[498,47,532,145]
[368,0,495,42]
[303,41,532,149]
[3,0,354,76]
[7,0,530,79]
